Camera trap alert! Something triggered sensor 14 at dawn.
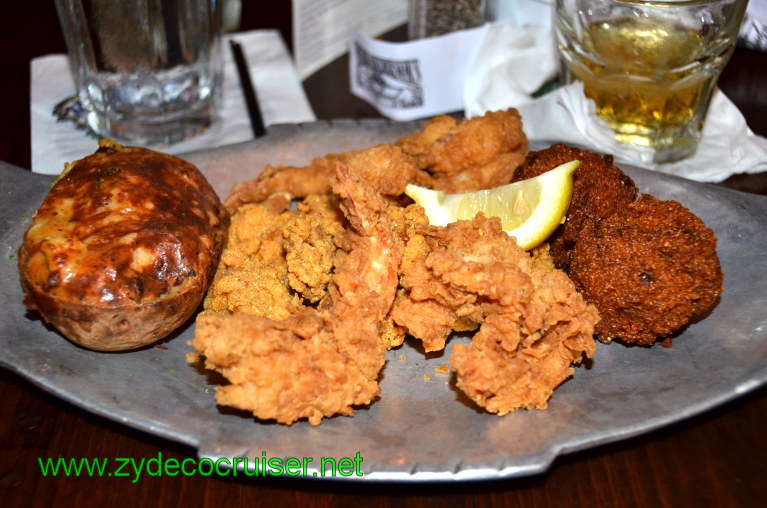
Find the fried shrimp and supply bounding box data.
[569,194,723,345]
[224,155,338,213]
[224,145,418,212]
[192,162,403,425]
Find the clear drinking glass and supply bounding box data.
[54,0,224,146]
[555,0,747,163]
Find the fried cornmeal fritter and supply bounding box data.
[569,194,723,345]
[513,143,638,271]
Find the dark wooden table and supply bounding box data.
[1,4,766,506]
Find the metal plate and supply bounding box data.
[2,119,767,481]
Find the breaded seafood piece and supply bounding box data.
[451,244,599,414]
[414,151,528,193]
[224,154,337,213]
[396,110,528,192]
[342,144,419,197]
[513,143,638,270]
[283,194,345,303]
[391,215,599,414]
[192,162,403,425]
[224,145,418,212]
[202,202,301,321]
[569,194,723,345]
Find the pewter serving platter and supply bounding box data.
[2,120,766,481]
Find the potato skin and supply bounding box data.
[18,140,229,351]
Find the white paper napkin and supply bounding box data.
[463,23,558,115]
[740,0,767,51]
[30,29,316,175]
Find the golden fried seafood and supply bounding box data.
[224,154,337,213]
[569,194,723,345]
[396,110,528,192]
[192,162,403,425]
[202,201,302,321]
[283,194,346,303]
[392,215,599,413]
[224,144,418,212]
[190,113,725,425]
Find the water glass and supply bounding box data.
[55,0,224,146]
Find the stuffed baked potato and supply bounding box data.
[18,140,228,351]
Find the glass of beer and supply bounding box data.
[54,0,224,146]
[555,0,747,163]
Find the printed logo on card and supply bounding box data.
[354,43,424,109]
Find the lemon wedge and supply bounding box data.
[405,160,579,250]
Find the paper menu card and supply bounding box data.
[292,0,407,79]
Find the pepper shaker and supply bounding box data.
[408,0,487,39]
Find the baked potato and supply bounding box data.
[18,139,229,351]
